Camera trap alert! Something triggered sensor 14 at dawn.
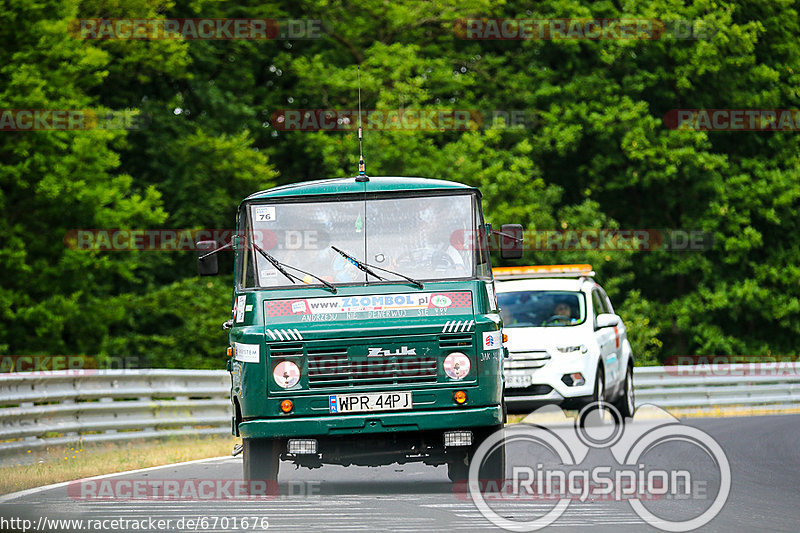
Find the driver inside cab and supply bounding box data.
[550,300,577,325]
[389,206,468,277]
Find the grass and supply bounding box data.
[506,414,527,424]
[0,435,239,496]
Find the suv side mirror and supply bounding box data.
[596,313,620,329]
[197,240,219,276]
[500,224,523,260]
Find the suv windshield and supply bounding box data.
[497,290,587,327]
[241,193,480,288]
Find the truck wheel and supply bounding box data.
[447,425,506,484]
[614,364,635,419]
[242,438,280,492]
[446,450,470,483]
[476,425,506,482]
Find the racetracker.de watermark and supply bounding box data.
[0,355,142,375]
[663,355,800,377]
[455,19,719,40]
[69,18,323,40]
[67,479,321,500]
[64,228,713,252]
[272,109,479,131]
[64,229,241,251]
[269,109,539,131]
[0,109,146,131]
[664,109,800,131]
[460,229,714,252]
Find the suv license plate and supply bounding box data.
[506,375,533,388]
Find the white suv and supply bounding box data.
[494,264,635,417]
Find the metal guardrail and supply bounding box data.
[0,370,230,456]
[1,363,798,456]
[634,363,800,409]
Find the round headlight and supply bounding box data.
[443,352,471,380]
[273,360,300,388]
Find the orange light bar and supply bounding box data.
[492,264,594,280]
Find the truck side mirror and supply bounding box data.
[500,224,523,260]
[197,240,219,276]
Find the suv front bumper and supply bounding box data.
[504,351,598,405]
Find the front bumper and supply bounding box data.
[238,405,502,439]
[504,350,596,404]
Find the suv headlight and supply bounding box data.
[273,360,301,388]
[443,352,471,380]
[556,345,588,354]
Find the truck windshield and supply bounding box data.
[497,291,587,327]
[243,193,479,287]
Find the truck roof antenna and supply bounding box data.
[355,66,369,182]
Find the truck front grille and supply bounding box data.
[307,348,437,389]
[438,333,473,350]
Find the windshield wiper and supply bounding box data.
[331,246,385,282]
[331,246,423,289]
[252,242,337,293]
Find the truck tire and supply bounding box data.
[446,449,470,483]
[475,425,506,482]
[242,438,280,493]
[447,425,506,484]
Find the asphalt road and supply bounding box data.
[1,413,798,533]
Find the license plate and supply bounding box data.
[329,391,412,413]
[506,375,533,388]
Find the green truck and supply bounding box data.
[197,176,522,484]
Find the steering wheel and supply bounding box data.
[394,246,466,274]
[394,248,447,268]
[395,249,423,269]
[543,314,571,325]
[430,249,457,271]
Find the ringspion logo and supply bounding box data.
[468,403,731,531]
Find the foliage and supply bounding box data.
[2,0,799,367]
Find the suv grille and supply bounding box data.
[505,350,550,370]
[504,384,553,397]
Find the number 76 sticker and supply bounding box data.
[254,206,276,222]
